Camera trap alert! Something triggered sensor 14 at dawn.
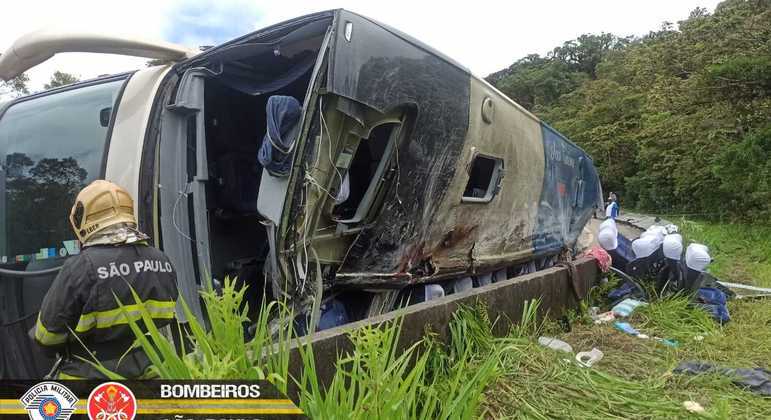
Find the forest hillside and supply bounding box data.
[487,0,771,221]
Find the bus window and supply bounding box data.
[0,78,126,317]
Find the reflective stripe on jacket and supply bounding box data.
[33,243,178,377]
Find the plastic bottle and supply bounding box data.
[538,336,573,353]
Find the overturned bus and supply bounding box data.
[0,9,603,377]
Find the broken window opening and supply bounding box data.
[462,154,504,203]
[333,122,400,224]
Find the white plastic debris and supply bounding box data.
[685,243,711,272]
[424,284,445,301]
[663,234,684,260]
[476,272,493,287]
[576,348,604,367]
[334,172,350,204]
[593,311,615,324]
[538,336,573,353]
[665,223,679,234]
[683,401,705,414]
[453,277,473,293]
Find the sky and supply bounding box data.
[0,0,723,93]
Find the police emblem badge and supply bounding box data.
[19,382,78,420]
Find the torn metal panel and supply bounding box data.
[322,12,471,280]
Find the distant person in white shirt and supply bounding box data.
[606,192,619,219]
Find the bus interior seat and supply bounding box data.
[256,96,302,224]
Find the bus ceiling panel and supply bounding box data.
[216,54,316,96]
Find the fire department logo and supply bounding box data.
[19,381,78,420]
[87,382,137,420]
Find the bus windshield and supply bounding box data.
[0,78,126,271]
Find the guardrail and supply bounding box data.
[287,256,599,391]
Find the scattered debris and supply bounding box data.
[654,337,679,348]
[611,298,646,317]
[538,336,573,353]
[682,400,705,414]
[608,281,641,302]
[576,348,604,367]
[716,281,771,299]
[674,361,771,396]
[583,245,612,272]
[591,311,615,324]
[613,321,641,337]
[695,287,730,323]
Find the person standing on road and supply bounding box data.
[31,180,178,379]
[606,192,620,219]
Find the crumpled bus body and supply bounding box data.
[238,11,604,295]
[0,9,602,378]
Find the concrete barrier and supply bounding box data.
[287,256,599,391]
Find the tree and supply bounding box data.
[0,73,30,98]
[549,33,630,79]
[44,71,80,90]
[488,0,771,220]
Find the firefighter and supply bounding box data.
[30,180,178,379]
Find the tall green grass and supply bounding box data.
[296,312,500,419]
[679,219,771,287]
[83,277,294,391]
[87,277,504,419]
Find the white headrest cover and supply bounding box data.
[662,234,683,260]
[632,235,661,258]
[598,227,618,250]
[686,243,711,272]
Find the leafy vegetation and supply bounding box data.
[488,0,771,221]
[0,73,30,98]
[81,277,294,388]
[679,219,771,287]
[0,70,80,100]
[87,278,504,418]
[43,71,80,90]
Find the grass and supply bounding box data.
[297,304,502,419]
[85,220,769,419]
[483,294,771,419]
[88,277,504,418]
[678,219,771,287]
[482,218,771,419]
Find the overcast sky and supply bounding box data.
[1,0,722,92]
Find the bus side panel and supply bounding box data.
[329,12,471,276]
[420,78,546,272]
[533,123,601,253]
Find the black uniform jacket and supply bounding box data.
[32,243,178,378]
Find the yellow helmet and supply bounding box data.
[69,180,136,242]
